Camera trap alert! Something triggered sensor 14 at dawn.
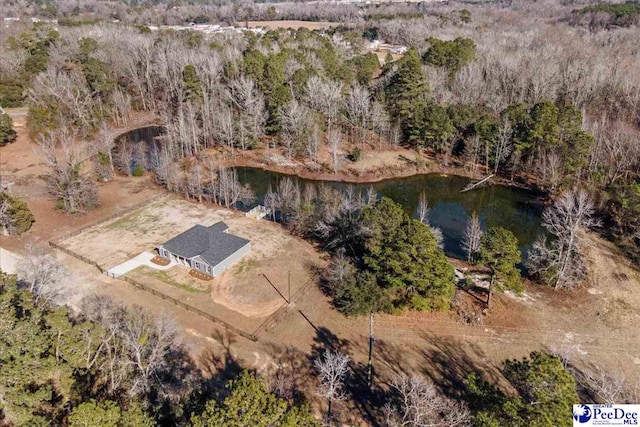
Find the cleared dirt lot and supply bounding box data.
[59,197,325,333]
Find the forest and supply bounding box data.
[1,1,638,259]
[0,0,639,425]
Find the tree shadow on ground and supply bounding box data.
[309,326,388,426]
[310,326,351,361]
[262,342,315,406]
[198,329,243,384]
[539,343,639,404]
[416,331,504,400]
[181,329,245,422]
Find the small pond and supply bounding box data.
[234,167,545,260]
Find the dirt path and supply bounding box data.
[0,247,21,274]
[262,232,640,383]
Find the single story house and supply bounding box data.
[157,222,250,277]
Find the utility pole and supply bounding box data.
[367,311,375,389]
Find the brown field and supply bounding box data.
[246,20,339,30]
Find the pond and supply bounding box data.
[116,127,545,261]
[234,167,545,261]
[114,126,164,173]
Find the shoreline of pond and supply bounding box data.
[116,125,549,199]
[222,150,548,198]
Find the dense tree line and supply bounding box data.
[568,2,640,30]
[3,0,638,257]
[0,271,318,426]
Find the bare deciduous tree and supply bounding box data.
[345,84,371,147]
[305,76,343,130]
[93,123,115,181]
[528,190,600,289]
[36,128,98,213]
[119,311,179,397]
[461,212,483,263]
[327,130,342,173]
[227,76,266,149]
[279,99,310,158]
[578,365,639,404]
[115,138,134,175]
[215,167,255,209]
[417,191,430,224]
[430,226,445,250]
[315,349,349,422]
[384,374,471,427]
[494,120,513,174]
[186,163,204,202]
[17,246,67,306]
[264,188,278,221]
[81,296,186,399]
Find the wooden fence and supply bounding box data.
[251,268,322,339]
[49,241,106,273]
[119,275,258,342]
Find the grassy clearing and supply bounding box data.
[129,266,209,293]
[235,258,259,274]
[106,211,161,231]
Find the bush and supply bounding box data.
[0,113,17,146]
[0,75,26,108]
[132,165,145,177]
[0,192,35,235]
[349,147,362,162]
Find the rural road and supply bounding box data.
[0,247,21,274]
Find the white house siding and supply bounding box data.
[191,258,209,274]
[157,243,250,278]
[211,243,251,277]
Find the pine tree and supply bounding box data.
[191,371,319,427]
[0,192,35,235]
[361,197,456,312]
[479,227,523,307]
[385,47,429,123]
[0,113,17,146]
[182,64,203,103]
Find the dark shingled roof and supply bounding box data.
[160,222,250,267]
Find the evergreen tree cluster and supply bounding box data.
[0,272,316,426]
[325,197,456,315]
